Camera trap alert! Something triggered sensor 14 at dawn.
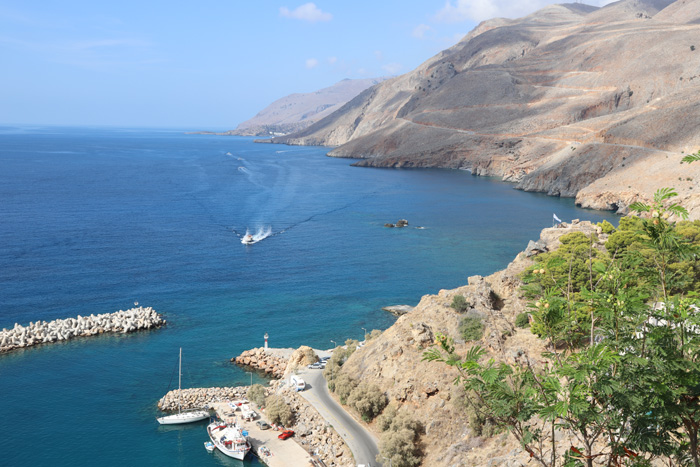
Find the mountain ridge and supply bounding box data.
[226,78,388,137]
[269,0,700,218]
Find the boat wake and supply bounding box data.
[240,226,272,245]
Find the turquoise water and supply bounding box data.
[0,126,618,466]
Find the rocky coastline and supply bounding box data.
[0,306,165,353]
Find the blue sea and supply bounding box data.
[0,126,618,466]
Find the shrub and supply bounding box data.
[347,383,387,421]
[451,294,470,312]
[460,390,499,437]
[515,312,530,328]
[459,315,484,341]
[334,373,358,404]
[376,403,398,432]
[247,384,266,407]
[324,343,358,389]
[377,410,422,467]
[323,360,341,391]
[368,329,382,340]
[598,219,616,234]
[265,395,293,426]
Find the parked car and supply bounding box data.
[278,429,295,440]
[256,420,270,430]
[320,356,330,362]
[307,362,322,369]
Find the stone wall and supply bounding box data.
[0,306,165,353]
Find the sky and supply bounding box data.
[0,0,613,129]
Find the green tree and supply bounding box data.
[247,383,266,407]
[265,395,294,426]
[347,382,387,421]
[377,410,422,467]
[425,188,700,466]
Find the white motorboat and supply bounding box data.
[204,441,216,452]
[241,234,255,245]
[157,348,210,425]
[207,421,251,460]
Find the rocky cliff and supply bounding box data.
[271,0,700,218]
[228,78,388,136]
[337,220,605,466]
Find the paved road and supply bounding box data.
[298,367,381,466]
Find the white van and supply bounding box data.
[290,375,306,391]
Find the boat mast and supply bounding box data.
[178,347,182,414]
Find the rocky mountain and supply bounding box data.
[271,0,700,218]
[228,78,388,136]
[339,221,605,466]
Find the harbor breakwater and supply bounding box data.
[0,306,165,353]
[232,347,288,378]
[158,386,247,411]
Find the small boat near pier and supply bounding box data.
[207,419,251,460]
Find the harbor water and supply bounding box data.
[0,126,618,466]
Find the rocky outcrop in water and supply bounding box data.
[0,306,165,353]
[232,347,288,378]
[382,305,414,316]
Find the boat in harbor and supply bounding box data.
[207,420,251,460]
[157,348,210,425]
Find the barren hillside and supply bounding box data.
[338,221,605,466]
[271,0,700,218]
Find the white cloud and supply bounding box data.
[327,56,337,65]
[382,62,402,75]
[374,50,384,61]
[305,58,319,69]
[280,3,332,23]
[434,0,615,23]
[412,24,432,39]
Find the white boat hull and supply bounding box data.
[207,422,251,460]
[157,410,210,425]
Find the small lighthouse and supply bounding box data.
[264,332,269,350]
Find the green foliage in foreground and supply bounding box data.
[425,187,700,467]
